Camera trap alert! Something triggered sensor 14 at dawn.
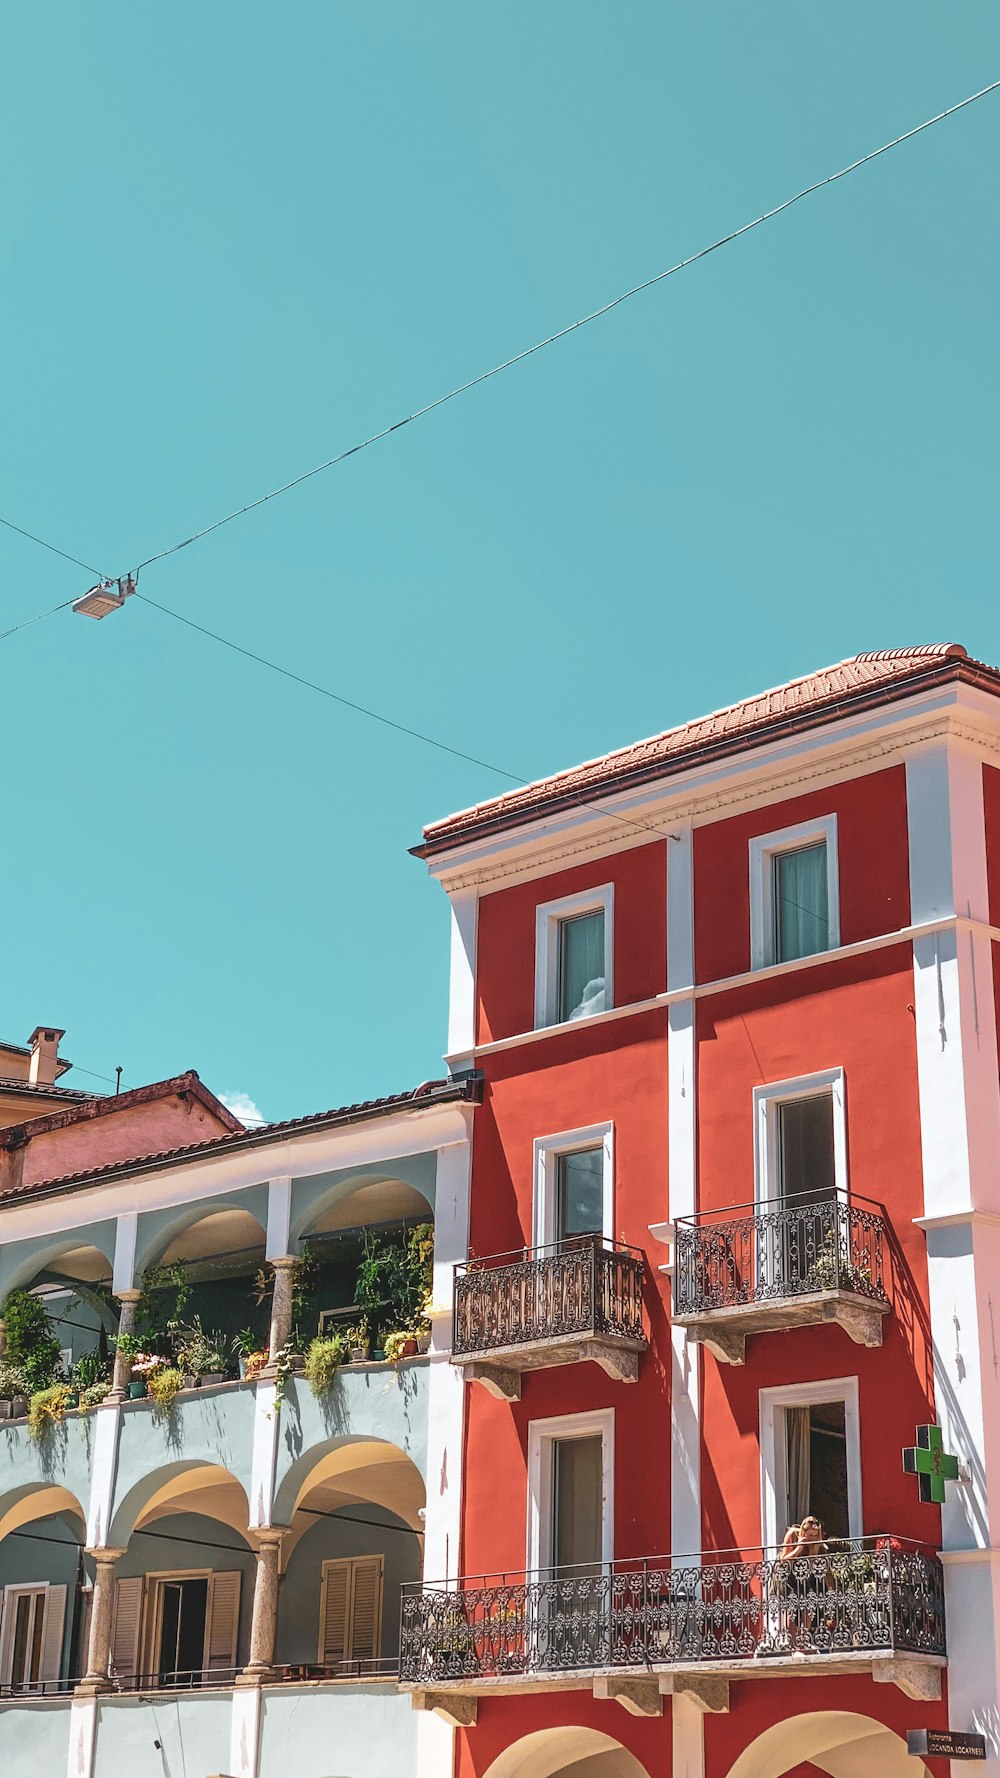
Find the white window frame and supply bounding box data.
[532,1122,615,1249]
[0,1584,48,1686]
[749,814,839,971]
[753,1067,848,1210]
[527,1407,615,1576]
[534,885,614,1030]
[759,1376,862,1554]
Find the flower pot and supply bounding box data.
[400,1338,419,1358]
[181,1374,197,1391]
[417,1334,431,1355]
[64,1389,80,1408]
[11,1395,28,1419]
[349,1346,369,1365]
[0,1400,12,1421]
[200,1372,225,1387]
[244,1354,268,1381]
[372,1349,385,1363]
[127,1378,148,1400]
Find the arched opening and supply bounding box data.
[294,1175,435,1358]
[484,1728,652,1778]
[274,1436,426,1678]
[135,1203,271,1376]
[724,1711,930,1778]
[107,1461,254,1690]
[1,1236,117,1398]
[0,1484,87,1694]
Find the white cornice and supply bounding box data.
[429,691,1000,896]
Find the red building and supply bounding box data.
[408,645,1000,1778]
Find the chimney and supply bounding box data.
[28,1027,65,1087]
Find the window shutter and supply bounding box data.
[319,1561,350,1665]
[349,1557,383,1664]
[205,1571,241,1673]
[0,1586,17,1686]
[110,1577,144,1681]
[39,1585,67,1684]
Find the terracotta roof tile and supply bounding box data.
[417,644,993,857]
[0,1076,478,1206]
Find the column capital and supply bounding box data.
[250,1526,289,1552]
[85,1546,126,1563]
[269,1254,298,1272]
[116,1288,142,1304]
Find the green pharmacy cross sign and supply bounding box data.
[903,1424,960,1504]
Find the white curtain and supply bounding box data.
[785,1406,811,1528]
[774,844,828,962]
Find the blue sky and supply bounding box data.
[2,6,997,1121]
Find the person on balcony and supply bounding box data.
[759,1517,830,1654]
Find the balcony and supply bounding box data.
[451,1237,647,1400]
[670,1195,890,1364]
[400,1540,945,1725]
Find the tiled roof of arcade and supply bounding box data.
[0,1074,478,1206]
[416,644,997,857]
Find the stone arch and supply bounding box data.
[290,1156,436,1244]
[725,1712,929,1778]
[133,1195,268,1276]
[0,1482,86,1544]
[0,1226,117,1302]
[484,1728,652,1778]
[273,1433,426,1540]
[109,1459,250,1546]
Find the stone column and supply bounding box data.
[266,1258,297,1364]
[108,1290,141,1402]
[240,1529,286,1682]
[78,1548,125,1693]
[0,1315,6,1358]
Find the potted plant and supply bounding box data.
[304,1332,348,1395]
[148,1365,185,1415]
[79,1380,111,1411]
[345,1321,370,1364]
[356,1222,434,1355]
[129,1353,164,1399]
[28,1382,75,1442]
[233,1329,269,1381]
[3,1290,62,1395]
[383,1330,419,1365]
[174,1318,228,1387]
[0,1359,29,1421]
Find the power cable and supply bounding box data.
[0,596,80,644]
[1,78,997,624]
[128,79,1000,576]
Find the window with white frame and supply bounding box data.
[760,1377,861,1551]
[534,886,613,1029]
[754,1070,847,1293]
[528,1408,614,1577]
[533,1123,614,1249]
[749,815,839,970]
[754,1070,847,1209]
[0,1582,67,1691]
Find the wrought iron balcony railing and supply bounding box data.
[400,1540,945,1687]
[668,1195,890,1363]
[452,1236,646,1389]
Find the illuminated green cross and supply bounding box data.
[902,1424,959,1505]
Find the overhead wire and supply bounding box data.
[0,77,996,833]
[129,78,1000,575]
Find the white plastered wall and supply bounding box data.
[907,739,1000,1770]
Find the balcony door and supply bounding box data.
[754,1072,847,1299]
[528,1410,613,1673]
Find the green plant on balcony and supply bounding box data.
[173,1317,228,1383]
[3,1290,62,1393]
[356,1222,434,1347]
[304,1332,348,1394]
[233,1328,269,1380]
[148,1365,185,1414]
[808,1231,872,1295]
[383,1329,420,1364]
[0,1359,29,1416]
[79,1380,111,1411]
[28,1382,75,1442]
[345,1319,370,1362]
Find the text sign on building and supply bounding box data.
[907,1730,987,1760]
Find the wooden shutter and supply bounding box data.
[0,1586,17,1685]
[319,1561,350,1664]
[204,1571,241,1673]
[319,1557,383,1666]
[349,1557,383,1664]
[110,1577,144,1681]
[39,1585,67,1684]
